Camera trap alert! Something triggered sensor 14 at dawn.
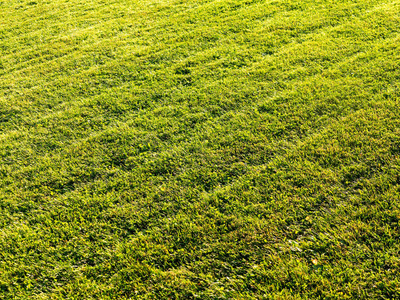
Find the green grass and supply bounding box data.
[1,0,399,298]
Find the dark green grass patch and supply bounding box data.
[0,0,399,299]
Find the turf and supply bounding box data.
[0,0,399,299]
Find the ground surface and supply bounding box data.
[0,0,399,299]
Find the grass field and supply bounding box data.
[1,0,400,298]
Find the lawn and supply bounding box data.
[0,0,399,298]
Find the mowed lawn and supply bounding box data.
[1,0,399,298]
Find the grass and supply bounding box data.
[0,0,399,298]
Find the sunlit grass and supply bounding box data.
[0,0,399,298]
